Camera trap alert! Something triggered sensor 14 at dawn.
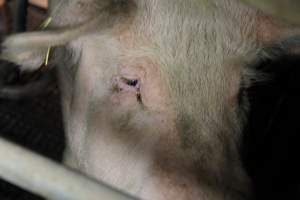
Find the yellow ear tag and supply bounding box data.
[40,17,53,67]
[40,17,52,29]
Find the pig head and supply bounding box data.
[1,0,300,199]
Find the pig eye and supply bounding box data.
[123,78,139,87]
[113,76,141,93]
[113,76,142,102]
[121,77,140,89]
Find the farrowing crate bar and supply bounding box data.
[0,138,137,200]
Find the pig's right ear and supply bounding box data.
[1,33,50,71]
[1,2,132,71]
[1,27,83,71]
[0,8,115,71]
[0,27,82,71]
[0,17,94,71]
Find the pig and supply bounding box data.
[1,0,300,199]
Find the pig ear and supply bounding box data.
[0,11,109,71]
[0,21,92,71]
[243,0,300,25]
[246,0,300,46]
[0,29,80,71]
[255,14,300,47]
[1,1,132,71]
[1,34,49,71]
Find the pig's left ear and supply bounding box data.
[249,0,300,51]
[243,0,300,26]
[256,15,299,44]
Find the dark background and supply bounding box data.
[0,1,299,200]
[0,2,64,200]
[243,55,300,200]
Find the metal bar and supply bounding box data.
[13,0,28,32]
[0,138,137,200]
[241,0,300,25]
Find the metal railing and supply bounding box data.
[0,138,137,200]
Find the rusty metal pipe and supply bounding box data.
[0,138,136,200]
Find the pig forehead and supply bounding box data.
[51,0,109,26]
[70,0,257,85]
[64,0,257,100]
[50,0,259,59]
[50,0,257,29]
